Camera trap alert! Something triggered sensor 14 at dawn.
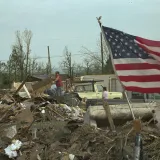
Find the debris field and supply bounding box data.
[0,93,160,160]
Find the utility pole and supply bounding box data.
[69,52,72,77]
[72,66,74,77]
[47,46,52,76]
[8,55,11,88]
[101,32,104,74]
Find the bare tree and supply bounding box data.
[60,47,73,76]
[15,31,25,80]
[73,63,84,76]
[36,62,46,74]
[0,62,7,72]
[80,46,102,74]
[6,29,33,83]
[30,58,38,74]
[80,37,114,74]
[81,46,102,64]
[83,58,93,75]
[0,29,49,88]
[23,29,32,76]
[0,61,7,85]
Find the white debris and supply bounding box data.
[72,107,80,117]
[75,106,83,115]
[4,147,17,158]
[4,125,17,139]
[20,103,26,108]
[71,106,83,118]
[59,104,84,120]
[46,101,51,104]
[41,109,45,114]
[37,154,42,160]
[62,104,72,112]
[11,140,22,150]
[69,154,75,160]
[4,140,22,158]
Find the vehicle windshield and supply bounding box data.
[74,84,93,92]
[97,84,103,92]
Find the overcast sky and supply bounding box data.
[0,0,160,69]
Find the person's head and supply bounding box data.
[55,71,60,76]
[103,87,107,91]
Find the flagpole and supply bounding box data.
[96,16,135,120]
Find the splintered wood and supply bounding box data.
[32,78,54,97]
[103,100,115,131]
[133,119,141,133]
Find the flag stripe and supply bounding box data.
[150,54,160,62]
[124,86,160,93]
[115,63,160,70]
[117,69,160,76]
[114,58,160,65]
[119,75,160,82]
[137,43,160,57]
[136,36,160,47]
[122,81,160,88]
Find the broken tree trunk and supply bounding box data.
[32,78,53,97]
[103,100,115,131]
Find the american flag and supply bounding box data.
[102,26,160,93]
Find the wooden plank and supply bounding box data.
[133,119,141,133]
[23,84,31,98]
[103,100,115,131]
[14,75,29,95]
[32,78,53,90]
[32,78,54,95]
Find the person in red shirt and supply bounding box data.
[55,71,63,96]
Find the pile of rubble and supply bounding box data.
[0,94,160,160]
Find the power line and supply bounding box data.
[51,37,96,40]
[31,53,84,59]
[0,53,85,62]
